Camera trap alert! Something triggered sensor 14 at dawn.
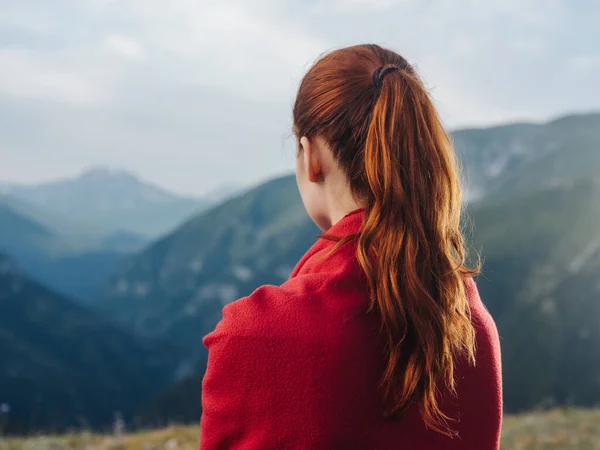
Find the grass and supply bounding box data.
[0,426,199,450]
[1,409,599,449]
[501,409,600,450]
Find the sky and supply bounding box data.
[0,0,599,196]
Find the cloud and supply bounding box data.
[570,55,599,72]
[104,34,146,60]
[0,0,598,194]
[310,0,413,13]
[98,0,329,101]
[0,3,55,35]
[0,48,110,106]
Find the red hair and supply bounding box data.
[293,44,478,436]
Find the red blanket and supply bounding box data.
[200,209,502,449]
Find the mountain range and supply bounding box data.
[2,167,208,237]
[0,168,238,302]
[1,111,599,431]
[0,254,179,434]
[0,198,130,302]
[455,112,600,202]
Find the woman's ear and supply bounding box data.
[300,136,323,183]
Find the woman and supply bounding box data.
[200,44,502,449]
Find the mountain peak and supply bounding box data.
[79,166,138,182]
[3,167,207,236]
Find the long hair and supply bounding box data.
[293,44,479,436]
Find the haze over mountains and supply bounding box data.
[0,168,238,302]
[1,111,599,432]
[1,167,208,237]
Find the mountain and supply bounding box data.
[97,175,318,372]
[0,200,131,303]
[96,112,600,417]
[22,251,130,304]
[0,200,65,259]
[455,112,600,202]
[202,183,245,205]
[0,254,179,434]
[3,167,207,237]
[470,177,600,411]
[97,230,149,253]
[137,370,205,427]
[0,189,112,245]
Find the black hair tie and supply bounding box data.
[372,64,400,92]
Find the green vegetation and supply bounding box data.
[471,178,600,410]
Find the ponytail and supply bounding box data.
[293,44,479,436]
[359,67,477,435]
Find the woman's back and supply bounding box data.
[201,43,502,449]
[200,209,502,449]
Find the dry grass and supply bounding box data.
[1,409,599,449]
[0,426,200,450]
[500,409,600,450]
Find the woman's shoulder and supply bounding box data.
[464,276,497,331]
[202,276,317,345]
[203,266,368,348]
[204,283,296,341]
[464,276,502,369]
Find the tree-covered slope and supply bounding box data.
[455,112,600,202]
[471,177,600,411]
[0,255,178,434]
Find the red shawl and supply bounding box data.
[201,209,502,449]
